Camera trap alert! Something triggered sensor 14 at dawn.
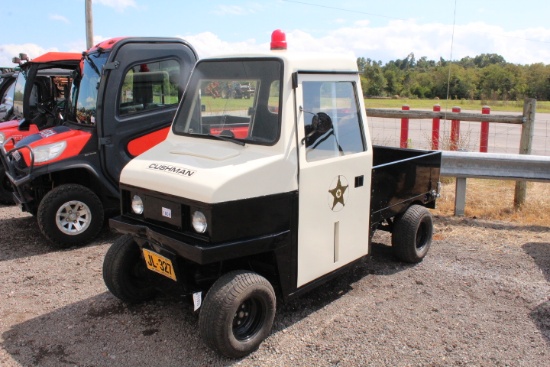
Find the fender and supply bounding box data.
[15,126,93,167]
[30,156,120,199]
[0,122,41,151]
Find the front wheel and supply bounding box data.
[0,166,14,205]
[199,271,276,358]
[37,184,104,248]
[103,234,157,303]
[391,204,433,263]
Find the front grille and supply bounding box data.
[143,195,185,230]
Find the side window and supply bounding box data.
[119,60,180,116]
[0,81,15,114]
[303,81,365,162]
[12,72,26,118]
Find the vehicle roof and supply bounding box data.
[201,50,359,74]
[88,37,127,52]
[31,52,81,64]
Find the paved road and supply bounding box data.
[368,110,550,156]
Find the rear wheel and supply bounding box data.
[199,271,276,358]
[37,184,104,248]
[103,234,157,303]
[392,204,433,263]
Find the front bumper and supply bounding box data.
[110,215,291,265]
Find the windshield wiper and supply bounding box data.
[82,52,101,77]
[208,133,245,146]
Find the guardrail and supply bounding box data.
[440,151,550,215]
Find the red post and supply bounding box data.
[480,106,490,152]
[432,104,440,150]
[400,105,409,148]
[450,106,461,151]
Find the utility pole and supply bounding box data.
[85,0,94,49]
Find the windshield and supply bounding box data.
[173,59,282,145]
[67,52,108,125]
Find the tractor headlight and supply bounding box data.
[131,194,144,215]
[191,210,207,233]
[0,132,5,144]
[32,141,67,163]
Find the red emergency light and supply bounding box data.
[270,29,287,50]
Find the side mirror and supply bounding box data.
[311,112,333,134]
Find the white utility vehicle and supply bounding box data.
[103,30,441,358]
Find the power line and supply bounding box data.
[281,0,550,45]
[280,0,404,21]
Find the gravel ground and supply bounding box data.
[0,205,549,367]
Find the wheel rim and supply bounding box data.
[233,298,265,341]
[55,200,92,235]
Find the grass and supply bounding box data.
[364,98,550,113]
[434,178,550,227]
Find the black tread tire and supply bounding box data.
[37,183,104,248]
[392,204,433,263]
[0,166,14,205]
[199,270,276,358]
[103,234,157,303]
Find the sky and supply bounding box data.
[2,0,550,66]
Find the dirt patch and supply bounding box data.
[0,205,549,366]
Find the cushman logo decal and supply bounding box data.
[148,163,196,177]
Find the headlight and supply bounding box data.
[192,211,207,233]
[0,132,5,144]
[32,141,67,163]
[131,195,144,215]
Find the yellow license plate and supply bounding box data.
[142,248,177,281]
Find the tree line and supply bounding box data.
[358,53,550,101]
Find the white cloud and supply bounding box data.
[179,32,261,58]
[0,44,58,66]
[49,14,70,24]
[174,22,550,65]
[0,35,117,66]
[94,0,137,12]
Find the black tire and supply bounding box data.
[392,204,433,263]
[0,166,14,205]
[199,271,276,358]
[37,183,104,248]
[103,234,157,303]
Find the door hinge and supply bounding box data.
[103,61,120,70]
[99,136,112,146]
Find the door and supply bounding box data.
[99,40,197,185]
[296,73,373,287]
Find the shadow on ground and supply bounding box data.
[523,242,550,344]
[1,241,412,366]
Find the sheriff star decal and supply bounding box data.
[328,175,349,211]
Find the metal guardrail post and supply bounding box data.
[455,177,467,216]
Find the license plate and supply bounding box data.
[142,248,177,281]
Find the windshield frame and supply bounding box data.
[172,58,283,146]
[66,51,109,126]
